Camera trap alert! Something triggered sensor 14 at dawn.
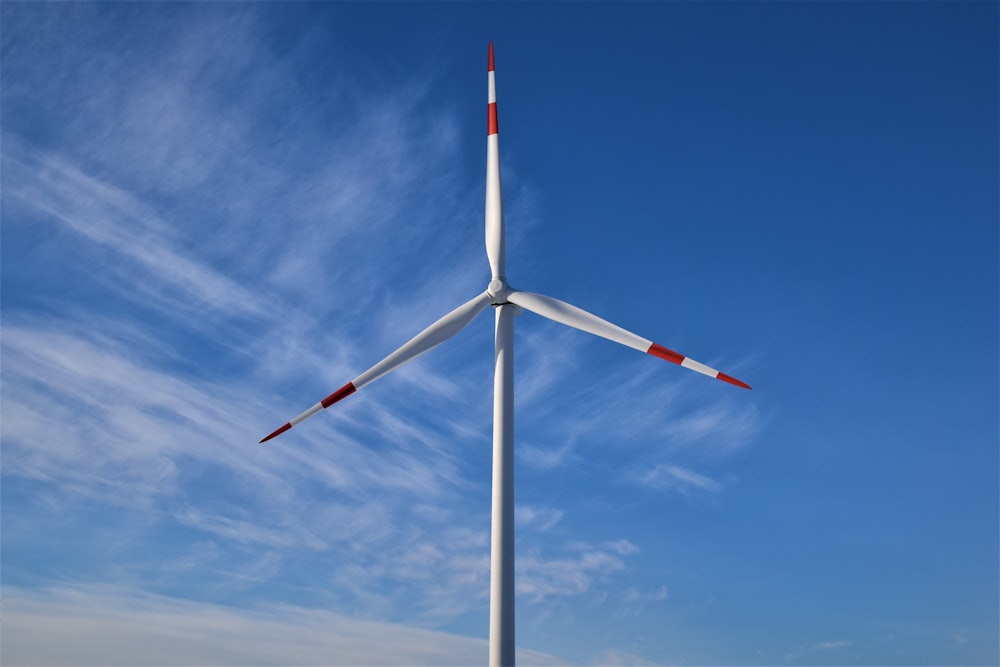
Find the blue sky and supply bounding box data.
[1,2,996,665]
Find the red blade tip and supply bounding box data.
[488,42,494,71]
[717,372,751,390]
[260,422,292,443]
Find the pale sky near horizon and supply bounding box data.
[2,3,997,665]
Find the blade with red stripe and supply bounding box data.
[506,290,750,389]
[485,41,505,281]
[260,292,493,442]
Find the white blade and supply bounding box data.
[261,292,493,442]
[507,290,750,389]
[485,41,505,280]
[353,291,492,388]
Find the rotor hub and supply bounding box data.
[487,278,510,303]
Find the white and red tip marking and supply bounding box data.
[488,41,498,135]
[260,382,357,443]
[647,343,750,389]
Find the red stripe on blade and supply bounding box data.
[716,372,751,390]
[260,422,291,443]
[321,382,357,408]
[647,342,684,365]
[488,102,498,135]
[488,41,494,72]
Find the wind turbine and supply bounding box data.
[261,43,750,667]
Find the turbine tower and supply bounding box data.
[261,43,750,667]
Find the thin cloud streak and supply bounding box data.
[1,585,568,666]
[637,464,722,495]
[3,139,272,323]
[516,541,638,604]
[516,505,565,532]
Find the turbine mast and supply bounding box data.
[490,303,515,667]
[487,41,515,667]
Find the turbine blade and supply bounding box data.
[506,290,751,389]
[260,292,493,442]
[351,291,493,389]
[485,41,505,280]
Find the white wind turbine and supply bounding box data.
[261,42,750,667]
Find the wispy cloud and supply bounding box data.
[605,539,640,556]
[660,401,762,455]
[622,584,668,603]
[592,649,659,666]
[517,541,637,603]
[783,638,856,664]
[3,138,272,324]
[516,505,565,532]
[636,464,722,495]
[517,440,575,470]
[1,584,568,666]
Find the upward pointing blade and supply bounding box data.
[485,41,505,280]
[260,292,493,443]
[507,290,750,389]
